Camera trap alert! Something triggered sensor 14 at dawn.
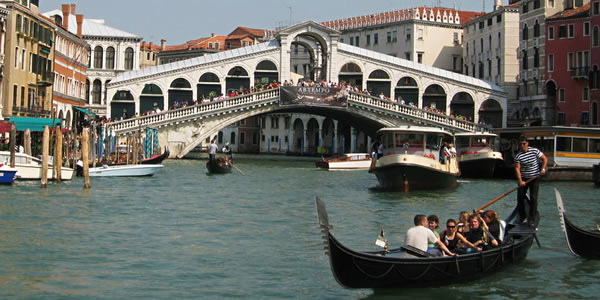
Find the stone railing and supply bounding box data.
[347,92,487,132]
[107,89,280,133]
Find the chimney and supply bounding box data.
[61,4,70,31]
[76,14,84,37]
[70,3,76,14]
[211,33,215,37]
[493,0,502,11]
[161,39,167,50]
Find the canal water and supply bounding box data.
[0,157,598,299]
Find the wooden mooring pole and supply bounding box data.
[24,129,32,156]
[9,122,16,168]
[55,128,63,182]
[82,128,91,189]
[41,126,49,188]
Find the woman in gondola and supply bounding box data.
[439,219,459,252]
[455,214,498,254]
[482,210,505,243]
[457,211,471,235]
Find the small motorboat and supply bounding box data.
[0,163,18,184]
[206,157,232,174]
[555,189,600,258]
[315,196,539,288]
[0,151,74,180]
[315,153,372,170]
[86,163,163,177]
[454,132,503,178]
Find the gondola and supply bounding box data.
[141,148,169,165]
[315,196,539,288]
[206,157,232,174]
[555,189,600,258]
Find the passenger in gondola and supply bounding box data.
[439,219,459,252]
[455,214,498,254]
[402,214,456,257]
[457,211,471,234]
[482,210,506,243]
[222,142,232,161]
[427,215,440,252]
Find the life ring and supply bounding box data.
[425,153,436,160]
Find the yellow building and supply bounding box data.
[1,0,55,121]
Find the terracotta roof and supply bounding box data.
[321,6,485,31]
[161,35,227,52]
[547,3,591,20]
[140,42,161,52]
[230,26,266,37]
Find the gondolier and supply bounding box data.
[514,136,547,225]
[208,140,218,162]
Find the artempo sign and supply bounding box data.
[280,87,348,107]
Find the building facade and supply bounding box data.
[1,0,55,120]
[47,4,89,129]
[590,0,600,125]
[0,3,9,120]
[140,41,159,69]
[546,3,594,126]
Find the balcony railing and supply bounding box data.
[37,71,55,86]
[570,67,589,79]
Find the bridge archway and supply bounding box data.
[290,41,316,80]
[367,69,391,97]
[394,76,419,104]
[140,84,164,115]
[169,78,193,109]
[322,118,336,154]
[479,98,503,128]
[254,60,279,88]
[450,92,474,121]
[286,31,329,81]
[292,118,305,153]
[338,62,363,88]
[226,66,250,94]
[111,90,135,120]
[198,72,222,100]
[423,84,447,113]
[306,118,320,154]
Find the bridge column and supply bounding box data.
[318,128,323,152]
[332,120,338,154]
[279,33,291,83]
[303,129,308,154]
[351,127,358,153]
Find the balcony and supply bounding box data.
[570,67,589,80]
[520,40,527,50]
[36,71,54,87]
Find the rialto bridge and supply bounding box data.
[106,21,507,158]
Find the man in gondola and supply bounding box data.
[403,214,456,258]
[514,136,548,225]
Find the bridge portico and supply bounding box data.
[106,21,507,158]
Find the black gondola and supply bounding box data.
[141,149,169,165]
[206,157,232,174]
[315,196,539,288]
[555,189,600,258]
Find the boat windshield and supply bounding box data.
[457,136,495,153]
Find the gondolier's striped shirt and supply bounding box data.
[515,147,543,179]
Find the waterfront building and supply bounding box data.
[46,4,89,130]
[140,41,160,69]
[1,0,56,121]
[0,3,9,121]
[321,7,485,75]
[463,1,520,120]
[546,3,595,126]
[591,0,600,124]
[44,4,142,118]
[511,0,589,126]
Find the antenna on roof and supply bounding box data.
[482,0,486,12]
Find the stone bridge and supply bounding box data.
[105,21,507,158]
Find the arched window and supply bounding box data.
[124,47,134,70]
[199,73,220,82]
[593,26,599,47]
[227,66,249,77]
[230,132,236,145]
[106,47,115,69]
[534,20,540,37]
[522,24,529,41]
[340,63,361,73]
[94,46,103,69]
[368,69,390,79]
[92,79,102,104]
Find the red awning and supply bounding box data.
[0,122,12,133]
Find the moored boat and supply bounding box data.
[315,153,371,170]
[206,157,232,174]
[455,132,503,178]
[555,189,600,258]
[0,163,18,184]
[368,126,459,191]
[141,148,170,165]
[0,151,74,180]
[87,164,163,177]
[315,196,539,288]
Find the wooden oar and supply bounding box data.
[230,161,245,175]
[476,176,538,212]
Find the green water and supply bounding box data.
[0,158,598,299]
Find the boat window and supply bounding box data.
[16,156,28,164]
[426,134,440,151]
[572,138,588,153]
[456,137,469,149]
[590,138,600,153]
[556,137,572,152]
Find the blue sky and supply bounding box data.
[39,0,494,45]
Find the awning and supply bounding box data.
[0,122,11,133]
[74,106,97,117]
[7,117,61,132]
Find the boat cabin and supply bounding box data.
[379,127,453,161]
[454,132,498,156]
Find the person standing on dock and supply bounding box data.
[514,136,548,225]
[208,140,218,162]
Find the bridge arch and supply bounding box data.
[198,72,222,100]
[254,59,279,88]
[281,22,336,81]
[338,61,364,88]
[226,65,251,94]
[140,83,164,115]
[111,89,135,120]
[306,118,320,154]
[394,76,419,104]
[450,91,475,121]
[366,69,392,98]
[169,77,193,109]
[292,118,305,153]
[322,118,336,154]
[423,83,448,113]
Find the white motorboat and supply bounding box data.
[0,151,74,180]
[368,126,460,191]
[454,132,503,178]
[315,153,372,170]
[86,164,163,177]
